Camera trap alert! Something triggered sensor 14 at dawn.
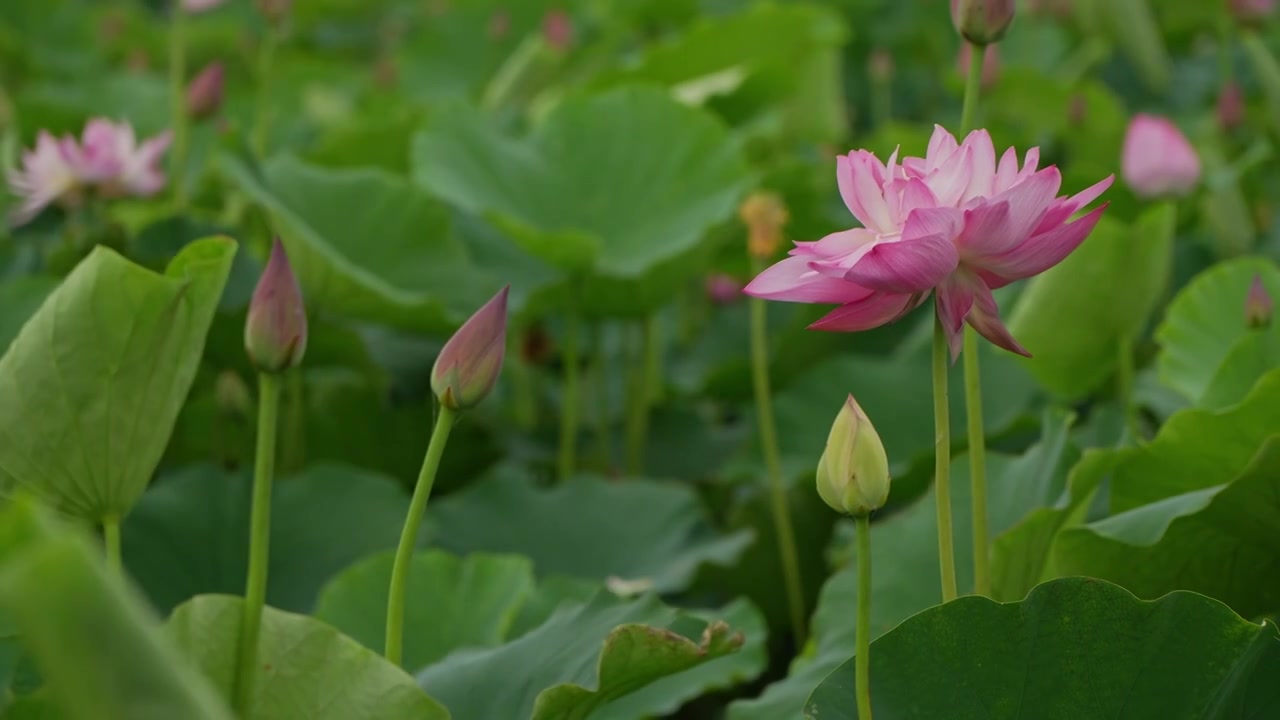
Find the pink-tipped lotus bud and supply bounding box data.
[1246,274,1273,328]
[432,286,510,410]
[1121,114,1201,199]
[816,395,891,517]
[958,42,1000,89]
[705,274,745,306]
[1230,0,1276,26]
[542,9,574,52]
[1218,81,1245,130]
[186,61,225,120]
[245,238,308,373]
[951,0,1015,46]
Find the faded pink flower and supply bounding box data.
[6,132,82,226]
[1121,114,1200,199]
[744,126,1113,358]
[182,0,226,13]
[78,119,172,197]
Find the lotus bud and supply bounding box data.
[740,191,789,260]
[489,10,511,41]
[1230,0,1276,26]
[1246,274,1273,328]
[432,286,510,411]
[245,238,308,373]
[816,395,891,517]
[705,274,745,306]
[542,9,574,52]
[1068,93,1087,126]
[1218,81,1245,131]
[182,0,226,14]
[186,61,225,120]
[256,0,293,24]
[215,370,253,417]
[1121,114,1201,199]
[951,0,1015,46]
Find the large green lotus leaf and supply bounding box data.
[314,550,535,672]
[1155,256,1280,404]
[1007,203,1175,400]
[1199,328,1280,410]
[167,595,448,720]
[1052,436,1280,619]
[417,592,765,720]
[0,276,58,354]
[123,463,415,615]
[0,238,236,521]
[412,86,750,278]
[805,578,1280,718]
[996,367,1280,604]
[0,498,232,720]
[221,154,510,334]
[727,415,1076,720]
[426,466,751,593]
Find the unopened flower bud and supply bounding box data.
[215,369,252,417]
[951,0,1015,46]
[740,191,789,260]
[1068,93,1087,126]
[1121,114,1201,199]
[182,0,226,14]
[432,286,510,411]
[705,274,745,305]
[542,9,574,52]
[256,0,293,25]
[186,61,224,120]
[245,238,308,373]
[1246,274,1273,328]
[1218,81,1245,131]
[816,395,890,517]
[1230,0,1276,26]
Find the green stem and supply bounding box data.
[625,320,651,476]
[749,258,808,647]
[855,514,873,720]
[102,515,122,580]
[592,324,612,470]
[963,330,990,597]
[233,372,281,717]
[960,43,984,133]
[645,314,664,406]
[1117,334,1138,439]
[932,311,958,603]
[384,404,456,667]
[168,5,190,211]
[251,26,278,158]
[557,293,581,482]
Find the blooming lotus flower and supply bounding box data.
[77,119,172,197]
[744,125,1114,358]
[1121,114,1200,200]
[6,132,82,226]
[432,286,510,411]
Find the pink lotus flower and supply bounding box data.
[744,126,1113,358]
[182,0,226,13]
[1121,114,1200,199]
[705,274,745,305]
[5,132,83,226]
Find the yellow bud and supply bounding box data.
[739,191,789,260]
[816,395,890,517]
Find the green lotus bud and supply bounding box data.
[431,286,510,411]
[244,238,307,373]
[816,395,890,517]
[950,0,1015,46]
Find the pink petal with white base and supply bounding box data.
[743,255,872,304]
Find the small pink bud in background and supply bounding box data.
[182,0,226,14]
[245,239,308,373]
[1068,94,1087,126]
[489,10,511,41]
[951,0,1015,46]
[186,62,225,120]
[869,49,894,82]
[1246,274,1273,328]
[958,43,1000,89]
[705,274,745,306]
[256,0,293,24]
[431,286,510,411]
[542,9,574,52]
[1121,114,1201,199]
[1230,0,1276,25]
[1217,81,1245,130]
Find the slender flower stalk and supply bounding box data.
[932,314,958,602]
[385,405,455,666]
[625,320,652,475]
[234,372,280,716]
[959,40,991,597]
[591,324,612,470]
[168,4,190,210]
[558,290,582,482]
[855,513,873,719]
[102,515,122,580]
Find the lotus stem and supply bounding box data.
[168,5,190,211]
[626,319,652,475]
[932,310,958,603]
[855,513,873,719]
[557,293,581,482]
[102,515,122,580]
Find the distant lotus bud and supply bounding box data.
[542,9,574,52]
[1230,0,1276,25]
[245,238,308,373]
[1218,81,1245,130]
[1068,94,1087,126]
[256,0,293,24]
[186,62,224,120]
[958,42,1000,89]
[215,369,252,417]
[182,0,226,14]
[705,274,745,305]
[816,395,891,517]
[869,50,894,82]
[489,10,511,41]
[740,191,789,259]
[432,286,510,411]
[1246,274,1273,328]
[1121,114,1202,199]
[951,0,1015,46]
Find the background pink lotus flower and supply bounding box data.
[705,274,745,305]
[5,132,82,226]
[745,125,1113,359]
[182,0,226,13]
[1121,114,1201,199]
[77,119,172,197]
